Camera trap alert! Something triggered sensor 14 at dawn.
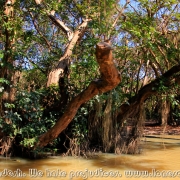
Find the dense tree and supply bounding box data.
[0,0,179,156]
[116,0,180,126]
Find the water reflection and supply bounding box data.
[0,136,180,180]
[92,155,165,171]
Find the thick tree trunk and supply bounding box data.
[0,0,16,115]
[88,100,102,147]
[117,64,180,125]
[36,41,121,147]
[160,96,170,126]
[102,93,113,152]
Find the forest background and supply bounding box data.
[0,0,179,158]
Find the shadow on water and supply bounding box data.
[0,136,180,180]
[141,136,180,151]
[142,141,180,151]
[91,136,180,171]
[0,156,71,172]
[91,155,165,172]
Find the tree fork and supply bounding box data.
[36,41,121,147]
[117,63,180,124]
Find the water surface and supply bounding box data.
[0,136,180,180]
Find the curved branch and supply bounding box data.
[36,41,121,147]
[117,63,180,123]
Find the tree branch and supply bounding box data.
[157,45,169,69]
[33,0,91,86]
[36,41,121,147]
[29,12,52,50]
[117,63,180,123]
[34,0,74,41]
[48,11,74,41]
[108,0,130,38]
[114,0,130,28]
[47,18,91,86]
[148,48,164,74]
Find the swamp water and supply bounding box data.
[0,135,180,180]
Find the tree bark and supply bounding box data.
[102,93,113,152]
[117,64,180,124]
[36,41,121,147]
[0,0,16,116]
[33,0,91,87]
[46,19,90,87]
[160,96,170,126]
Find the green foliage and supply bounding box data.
[0,0,180,156]
[0,78,10,97]
[71,106,88,144]
[20,69,47,90]
[0,78,10,85]
[69,51,99,95]
[0,90,58,149]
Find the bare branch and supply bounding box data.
[29,12,52,50]
[108,0,130,38]
[148,48,164,74]
[157,45,169,69]
[129,3,141,17]
[33,0,74,41]
[115,0,130,24]
[47,11,74,41]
